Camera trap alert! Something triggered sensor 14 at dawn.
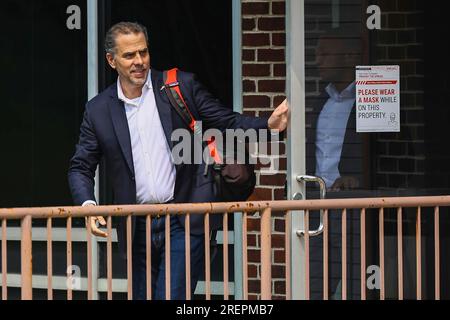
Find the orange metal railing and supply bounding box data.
[0,195,449,300]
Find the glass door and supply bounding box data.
[288,0,450,299]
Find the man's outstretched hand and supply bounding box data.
[268,99,289,132]
[84,203,108,237]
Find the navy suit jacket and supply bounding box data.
[68,69,269,255]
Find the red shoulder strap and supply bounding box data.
[163,68,222,164]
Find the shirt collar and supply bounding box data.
[325,81,356,101]
[117,70,152,106]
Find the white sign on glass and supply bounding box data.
[355,65,400,132]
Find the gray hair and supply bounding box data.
[104,21,149,56]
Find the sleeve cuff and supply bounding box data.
[82,200,97,206]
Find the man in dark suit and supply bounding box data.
[306,33,363,191]
[68,22,288,300]
[306,31,365,300]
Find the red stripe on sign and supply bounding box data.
[365,80,397,85]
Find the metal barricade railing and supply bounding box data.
[0,195,449,300]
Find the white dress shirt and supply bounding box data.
[83,72,176,206]
[315,82,356,188]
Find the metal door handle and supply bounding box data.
[295,175,326,237]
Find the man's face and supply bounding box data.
[316,37,361,83]
[106,32,150,87]
[316,38,345,83]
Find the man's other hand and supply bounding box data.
[330,176,359,191]
[84,204,108,238]
[268,99,289,132]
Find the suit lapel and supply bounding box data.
[108,85,135,175]
[151,70,173,149]
[108,71,175,176]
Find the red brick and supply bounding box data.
[258,17,285,31]
[272,265,286,278]
[252,187,273,200]
[274,95,286,105]
[243,33,270,47]
[274,280,286,294]
[242,49,255,62]
[242,18,256,31]
[248,264,258,278]
[243,79,256,92]
[243,95,270,108]
[247,217,260,232]
[243,64,271,77]
[248,279,261,293]
[247,233,257,247]
[248,249,261,263]
[260,173,286,186]
[278,157,287,170]
[274,249,286,263]
[274,218,286,232]
[242,2,270,15]
[272,2,286,14]
[258,49,285,62]
[274,188,286,200]
[258,80,286,92]
[271,234,285,248]
[272,33,286,46]
[273,64,286,76]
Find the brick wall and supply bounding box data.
[373,0,425,190]
[241,0,287,299]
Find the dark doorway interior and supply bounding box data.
[0,0,87,208]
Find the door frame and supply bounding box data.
[286,0,307,300]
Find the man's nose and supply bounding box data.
[134,53,143,65]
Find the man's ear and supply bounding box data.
[106,53,116,69]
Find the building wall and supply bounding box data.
[374,0,425,190]
[241,0,287,299]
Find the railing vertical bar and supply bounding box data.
[242,212,248,300]
[223,212,229,300]
[342,209,347,300]
[204,213,211,300]
[397,207,403,300]
[87,216,93,300]
[304,210,310,300]
[260,208,272,300]
[126,215,132,300]
[434,206,440,300]
[185,214,191,300]
[2,219,7,300]
[146,214,152,300]
[107,216,113,300]
[165,213,171,300]
[360,208,366,300]
[21,215,32,300]
[47,218,53,300]
[379,207,385,300]
[323,209,329,300]
[416,206,421,300]
[285,211,291,300]
[67,217,72,300]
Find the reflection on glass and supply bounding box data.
[303,0,450,300]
